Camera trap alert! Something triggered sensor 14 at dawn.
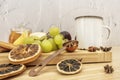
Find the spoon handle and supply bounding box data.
[29,47,66,77]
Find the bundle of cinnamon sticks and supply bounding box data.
[0,41,16,52]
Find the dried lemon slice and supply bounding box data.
[8,44,41,64]
[0,63,26,79]
[57,59,82,74]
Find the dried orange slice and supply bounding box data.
[0,63,26,79]
[57,59,82,74]
[8,44,41,64]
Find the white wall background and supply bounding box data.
[0,0,120,46]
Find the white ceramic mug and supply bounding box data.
[75,16,110,48]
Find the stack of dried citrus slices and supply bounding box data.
[0,44,42,79]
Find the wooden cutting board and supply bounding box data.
[0,50,112,66]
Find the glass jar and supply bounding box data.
[9,26,31,43]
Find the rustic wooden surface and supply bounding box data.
[0,50,112,65]
[0,47,120,80]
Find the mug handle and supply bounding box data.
[103,26,111,40]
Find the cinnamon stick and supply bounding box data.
[0,41,16,50]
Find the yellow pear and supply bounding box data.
[13,31,29,45]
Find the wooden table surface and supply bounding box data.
[1,47,120,80]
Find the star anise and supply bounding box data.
[104,64,114,74]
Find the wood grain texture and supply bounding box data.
[0,47,120,80]
[27,50,112,66]
[0,50,112,65]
